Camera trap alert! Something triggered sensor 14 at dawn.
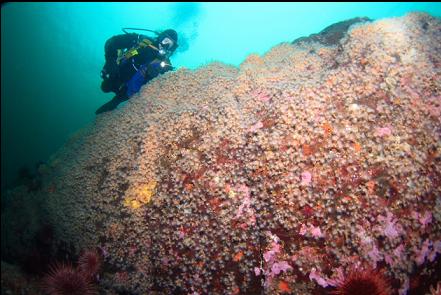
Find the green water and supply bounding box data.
[1,2,440,193]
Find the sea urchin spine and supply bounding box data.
[330,267,392,295]
[78,249,102,280]
[42,262,97,295]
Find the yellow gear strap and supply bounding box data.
[139,38,152,47]
[116,38,155,65]
[124,49,139,59]
[116,49,124,65]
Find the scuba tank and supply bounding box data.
[116,28,160,66]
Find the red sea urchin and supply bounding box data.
[78,249,102,279]
[42,263,96,295]
[330,267,392,295]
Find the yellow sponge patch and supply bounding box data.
[123,181,157,209]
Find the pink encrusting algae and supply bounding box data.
[2,13,440,294]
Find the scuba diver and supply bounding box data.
[96,28,178,114]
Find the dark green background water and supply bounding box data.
[2,2,440,194]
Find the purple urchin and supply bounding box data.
[329,267,392,295]
[42,263,96,295]
[78,249,102,279]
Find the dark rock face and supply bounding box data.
[292,17,372,46]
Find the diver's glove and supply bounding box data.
[145,59,173,78]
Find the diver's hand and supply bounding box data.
[145,59,172,77]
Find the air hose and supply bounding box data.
[122,28,159,35]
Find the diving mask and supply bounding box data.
[158,37,175,57]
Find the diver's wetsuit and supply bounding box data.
[96,33,172,114]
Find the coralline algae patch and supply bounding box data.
[4,13,440,294]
